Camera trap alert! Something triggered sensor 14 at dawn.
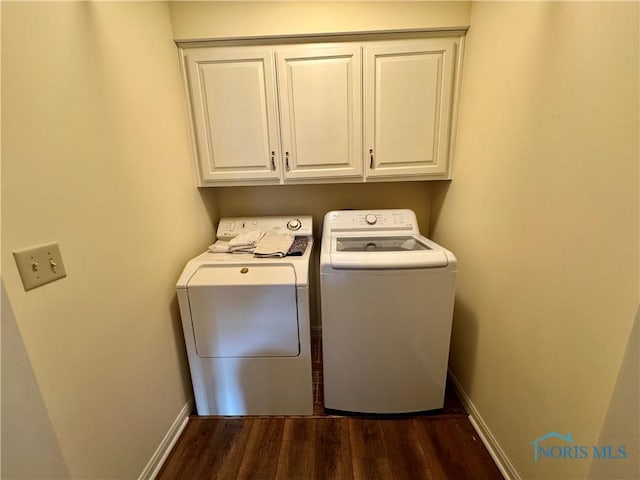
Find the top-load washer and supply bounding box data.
[177,216,313,416]
[320,209,456,414]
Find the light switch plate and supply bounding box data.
[13,242,67,291]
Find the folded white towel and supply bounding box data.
[228,230,265,247]
[208,240,230,253]
[207,239,258,254]
[254,232,295,258]
[218,229,264,254]
[230,245,257,254]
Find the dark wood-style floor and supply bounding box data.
[157,334,503,480]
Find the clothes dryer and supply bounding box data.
[177,216,313,416]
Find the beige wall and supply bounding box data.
[1,2,217,478]
[2,282,70,479]
[430,2,639,479]
[589,308,639,479]
[169,1,470,39]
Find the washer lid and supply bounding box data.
[329,234,449,269]
[336,235,430,252]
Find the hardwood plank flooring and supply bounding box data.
[157,415,502,480]
[314,418,353,480]
[275,419,316,480]
[157,334,503,480]
[237,419,285,480]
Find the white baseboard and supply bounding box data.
[448,371,521,480]
[139,398,194,480]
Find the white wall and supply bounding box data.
[430,2,639,478]
[1,2,217,478]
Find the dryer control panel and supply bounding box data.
[217,215,313,240]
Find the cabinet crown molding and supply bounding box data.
[175,27,469,48]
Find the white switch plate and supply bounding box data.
[13,242,67,291]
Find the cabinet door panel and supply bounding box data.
[365,40,455,178]
[277,45,362,180]
[185,48,281,183]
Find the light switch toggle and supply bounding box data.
[13,242,67,291]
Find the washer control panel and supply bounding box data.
[324,209,418,232]
[217,215,313,240]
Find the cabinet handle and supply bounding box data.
[270,151,276,170]
[285,152,290,171]
[369,149,374,169]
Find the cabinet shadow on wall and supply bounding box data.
[211,181,436,239]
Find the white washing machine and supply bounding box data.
[320,209,456,414]
[176,216,313,416]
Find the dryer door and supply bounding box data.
[186,264,299,358]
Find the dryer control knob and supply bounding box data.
[287,219,302,231]
[365,214,377,225]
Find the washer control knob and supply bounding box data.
[365,214,377,225]
[287,218,302,231]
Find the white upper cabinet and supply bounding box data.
[276,44,362,180]
[184,47,281,184]
[179,32,464,186]
[364,39,456,179]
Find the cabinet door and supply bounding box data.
[364,40,456,178]
[184,47,281,184]
[276,45,362,180]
